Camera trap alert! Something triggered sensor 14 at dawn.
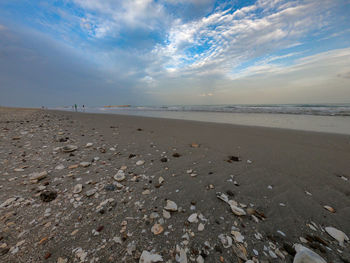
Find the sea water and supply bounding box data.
[58,104,350,135]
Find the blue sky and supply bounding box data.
[0,0,350,107]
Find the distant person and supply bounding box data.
[74,104,77,112]
[82,105,85,112]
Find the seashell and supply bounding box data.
[73,184,83,194]
[151,224,164,235]
[85,143,93,148]
[231,231,244,243]
[325,226,349,246]
[80,162,90,167]
[164,200,177,211]
[139,250,163,263]
[230,204,246,216]
[62,145,78,153]
[293,244,326,263]
[29,171,47,181]
[158,177,164,184]
[216,192,229,203]
[136,160,145,166]
[188,213,198,223]
[163,210,171,219]
[232,244,247,261]
[198,223,205,232]
[191,143,200,148]
[86,189,97,197]
[323,205,335,213]
[114,170,125,182]
[218,234,232,248]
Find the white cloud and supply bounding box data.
[149,0,337,79]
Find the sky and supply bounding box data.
[0,0,350,107]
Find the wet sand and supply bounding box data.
[0,108,349,262]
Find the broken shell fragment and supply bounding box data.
[114,170,126,182]
[62,145,78,153]
[232,244,247,261]
[136,160,145,166]
[325,226,349,246]
[231,231,244,243]
[188,213,198,223]
[218,234,233,248]
[230,204,246,216]
[323,205,335,213]
[293,244,326,263]
[73,184,83,194]
[139,250,163,263]
[164,200,177,212]
[151,224,164,235]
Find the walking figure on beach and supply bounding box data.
[74,104,77,112]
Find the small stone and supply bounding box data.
[86,143,93,148]
[158,177,164,184]
[160,157,168,162]
[104,184,116,191]
[73,184,83,194]
[40,191,57,202]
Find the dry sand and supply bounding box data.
[0,108,349,262]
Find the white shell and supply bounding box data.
[164,200,178,211]
[230,204,246,216]
[114,170,126,182]
[293,244,326,263]
[325,226,349,246]
[139,250,163,263]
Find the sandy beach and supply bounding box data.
[0,107,349,262]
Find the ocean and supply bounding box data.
[57,104,350,135]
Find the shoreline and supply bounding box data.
[0,108,349,262]
[54,108,350,136]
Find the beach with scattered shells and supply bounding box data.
[0,107,349,262]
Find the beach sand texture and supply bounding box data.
[0,108,349,262]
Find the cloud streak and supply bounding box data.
[0,0,349,106]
